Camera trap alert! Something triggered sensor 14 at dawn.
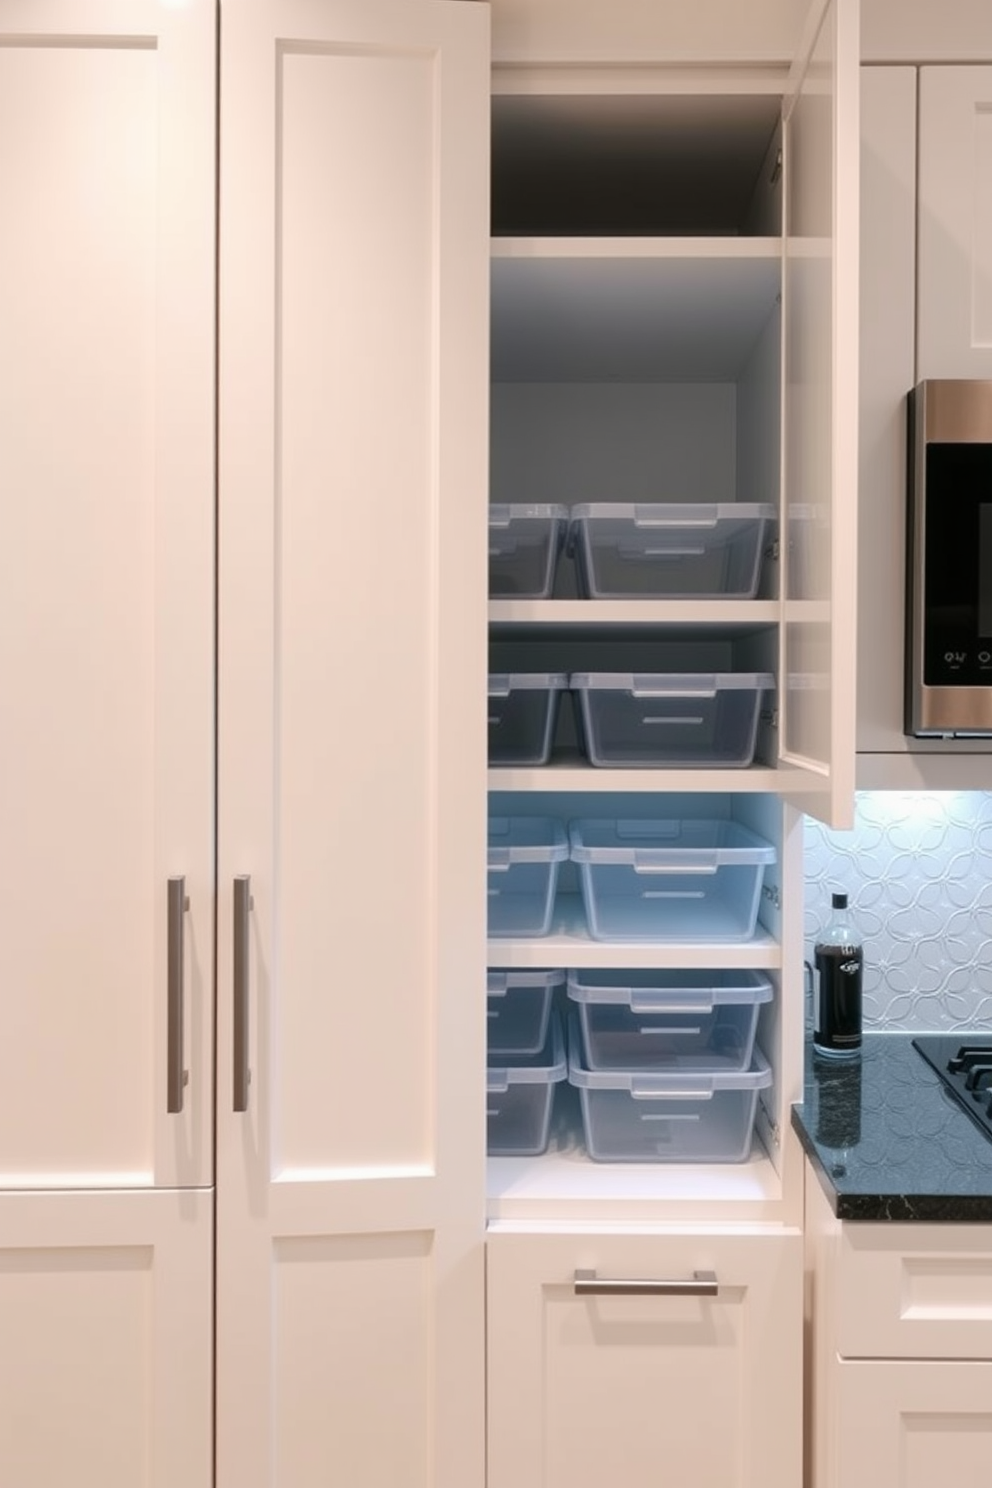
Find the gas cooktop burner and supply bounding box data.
[913,1035,992,1144]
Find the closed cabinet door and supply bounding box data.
[918,66,992,379]
[215,2,489,1486]
[0,0,216,1192]
[0,1189,212,1488]
[487,1229,803,1488]
[835,1360,992,1487]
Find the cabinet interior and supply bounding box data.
[487,81,801,1222]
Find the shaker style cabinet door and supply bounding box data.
[215,3,489,1486]
[834,1360,992,1488]
[487,1229,803,1488]
[0,0,216,1192]
[918,66,992,380]
[780,0,860,828]
[0,1190,212,1488]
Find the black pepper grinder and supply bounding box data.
[812,891,863,1060]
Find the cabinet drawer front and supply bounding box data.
[836,1225,992,1360]
[488,1229,802,1488]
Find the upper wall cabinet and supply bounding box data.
[918,66,992,380]
[0,0,216,1191]
[489,0,860,832]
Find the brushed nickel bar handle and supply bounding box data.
[233,875,253,1113]
[166,877,190,1114]
[574,1269,718,1298]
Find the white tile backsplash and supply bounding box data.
[804,792,992,1031]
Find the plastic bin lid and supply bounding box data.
[488,816,568,866]
[487,1015,567,1091]
[566,1013,771,1094]
[569,672,774,694]
[570,502,775,527]
[488,969,566,995]
[489,503,569,526]
[568,818,776,867]
[489,672,569,694]
[566,968,773,1011]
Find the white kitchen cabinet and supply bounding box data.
[918,66,992,381]
[488,1227,803,1488]
[0,1,215,1479]
[214,2,489,1485]
[0,0,215,1193]
[805,1167,992,1488]
[0,1189,212,1488]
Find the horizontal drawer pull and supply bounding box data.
[574,1268,718,1297]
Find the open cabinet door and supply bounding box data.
[216,2,489,1486]
[780,0,859,828]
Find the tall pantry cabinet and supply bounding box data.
[0,1,215,1483]
[0,1,859,1487]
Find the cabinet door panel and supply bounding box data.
[919,67,992,380]
[836,1360,992,1487]
[216,3,489,1485]
[0,1190,212,1488]
[488,1229,803,1488]
[781,0,859,827]
[0,0,215,1189]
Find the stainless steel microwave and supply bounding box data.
[906,379,992,737]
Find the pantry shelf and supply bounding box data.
[486,1145,783,1225]
[487,895,781,970]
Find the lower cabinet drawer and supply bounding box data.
[835,1223,992,1360]
[487,1227,802,1488]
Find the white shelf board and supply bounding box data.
[492,236,783,261]
[488,761,797,792]
[491,243,782,382]
[487,1144,783,1225]
[489,599,779,631]
[488,895,780,969]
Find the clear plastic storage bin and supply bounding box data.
[569,818,776,943]
[570,672,774,768]
[488,969,563,1058]
[488,1015,567,1156]
[569,503,775,599]
[568,1014,771,1162]
[489,503,568,597]
[567,969,772,1073]
[489,673,567,765]
[488,816,568,938]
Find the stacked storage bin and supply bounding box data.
[487,501,779,1166]
[566,971,773,1162]
[486,973,566,1156]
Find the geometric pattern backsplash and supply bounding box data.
[804,792,992,1032]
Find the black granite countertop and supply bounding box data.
[791,1032,992,1221]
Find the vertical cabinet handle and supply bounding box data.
[573,1269,719,1297]
[233,875,253,1112]
[166,877,190,1114]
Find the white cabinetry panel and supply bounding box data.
[488,1228,802,1488]
[0,0,215,1189]
[0,1189,212,1488]
[215,3,489,1484]
[835,1361,992,1487]
[919,66,992,379]
[781,0,859,826]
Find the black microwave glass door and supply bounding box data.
[923,442,992,686]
